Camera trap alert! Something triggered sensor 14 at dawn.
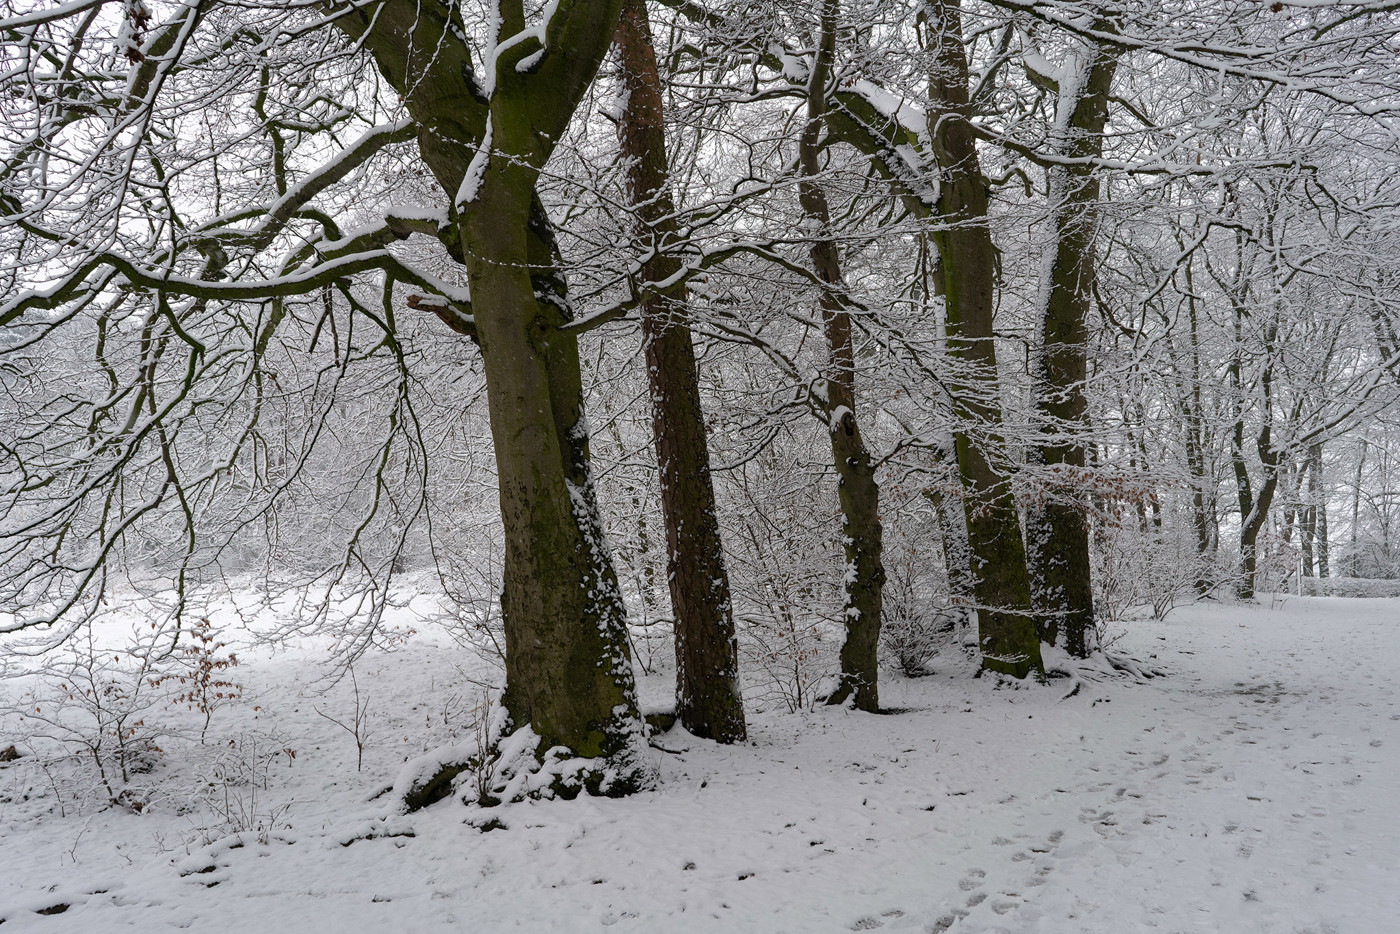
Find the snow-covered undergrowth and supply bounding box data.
[2,591,1396,932]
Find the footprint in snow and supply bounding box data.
[847,909,905,930]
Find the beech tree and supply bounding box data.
[1021,27,1118,657]
[2,0,655,790]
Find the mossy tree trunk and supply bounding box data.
[801,0,885,711]
[335,0,646,781]
[1024,39,1117,658]
[614,0,746,742]
[923,0,1042,678]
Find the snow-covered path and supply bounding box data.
[2,596,1397,932]
[939,598,1400,934]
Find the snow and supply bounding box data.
[479,0,562,95]
[2,592,1398,931]
[455,121,492,210]
[852,80,925,140]
[316,207,452,256]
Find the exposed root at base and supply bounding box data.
[396,719,655,814]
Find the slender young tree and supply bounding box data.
[799,0,886,711]
[1310,442,1330,578]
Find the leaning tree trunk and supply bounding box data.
[337,0,647,786]
[801,0,884,711]
[614,0,746,742]
[924,0,1042,678]
[1237,467,1280,599]
[1024,39,1117,658]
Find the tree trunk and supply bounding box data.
[1351,438,1366,576]
[614,0,746,742]
[924,437,978,627]
[1232,382,1281,599]
[1171,241,1217,594]
[1224,273,1283,601]
[802,0,884,710]
[1300,503,1316,577]
[1025,39,1117,658]
[467,196,641,766]
[1237,470,1280,599]
[1311,441,1329,578]
[924,0,1042,678]
[337,0,647,785]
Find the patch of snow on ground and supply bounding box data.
[1,593,1397,932]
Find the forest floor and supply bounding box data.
[1,591,1396,932]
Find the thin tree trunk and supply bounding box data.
[921,242,977,627]
[924,438,978,627]
[1351,438,1366,577]
[1024,36,1116,658]
[614,0,746,742]
[801,0,884,710]
[1301,498,1316,578]
[1311,441,1329,578]
[923,0,1041,678]
[1175,252,1217,595]
[1280,460,1299,546]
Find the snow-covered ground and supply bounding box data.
[2,593,1397,932]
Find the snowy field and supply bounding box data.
[2,593,1397,933]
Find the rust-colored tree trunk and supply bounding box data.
[615,0,746,741]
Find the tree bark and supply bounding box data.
[1311,441,1329,578]
[1231,324,1281,601]
[1237,465,1280,599]
[1024,38,1117,658]
[918,247,978,628]
[924,438,978,627]
[1351,438,1366,577]
[1177,255,1217,595]
[614,0,746,742]
[1300,497,1316,578]
[802,0,885,710]
[923,0,1042,678]
[335,0,647,784]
